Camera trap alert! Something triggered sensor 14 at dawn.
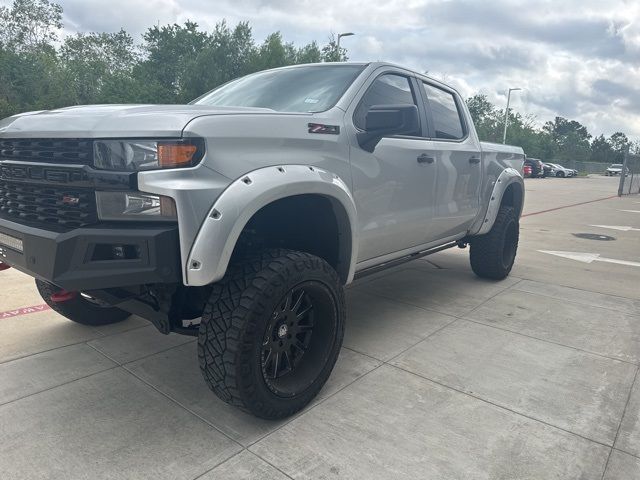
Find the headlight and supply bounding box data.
[94,138,204,171]
[96,191,177,221]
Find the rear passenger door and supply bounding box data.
[418,81,482,238]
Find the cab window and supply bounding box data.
[422,83,465,140]
[354,74,421,136]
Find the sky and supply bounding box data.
[5,0,640,140]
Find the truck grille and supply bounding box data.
[0,138,93,165]
[0,181,98,230]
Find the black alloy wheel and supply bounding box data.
[261,283,337,397]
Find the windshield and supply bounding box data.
[611,164,623,168]
[193,65,365,113]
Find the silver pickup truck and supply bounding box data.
[0,62,524,418]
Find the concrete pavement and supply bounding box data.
[0,175,639,479]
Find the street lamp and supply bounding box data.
[336,32,355,60]
[502,87,522,144]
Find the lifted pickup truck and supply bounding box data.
[0,62,524,418]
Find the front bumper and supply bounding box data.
[0,217,180,291]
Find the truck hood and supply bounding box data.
[0,104,278,138]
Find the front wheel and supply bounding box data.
[469,205,519,280]
[35,280,130,326]
[198,249,345,419]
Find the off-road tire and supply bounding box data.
[198,249,345,419]
[469,205,519,280]
[35,279,130,326]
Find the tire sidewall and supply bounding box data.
[497,214,518,274]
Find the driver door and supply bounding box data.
[346,71,438,263]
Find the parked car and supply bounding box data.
[546,163,575,177]
[605,164,625,176]
[524,157,544,177]
[0,62,525,419]
[541,162,553,178]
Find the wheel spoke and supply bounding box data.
[272,352,280,378]
[282,291,293,312]
[296,304,313,319]
[292,290,305,313]
[263,349,273,370]
[282,350,292,374]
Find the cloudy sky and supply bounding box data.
[6,0,640,139]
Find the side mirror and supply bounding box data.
[357,104,419,152]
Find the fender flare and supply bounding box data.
[185,165,358,286]
[469,168,524,236]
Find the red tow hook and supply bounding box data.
[50,290,78,303]
[0,262,11,271]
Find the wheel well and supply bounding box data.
[232,194,352,283]
[500,183,524,216]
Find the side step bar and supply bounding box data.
[353,241,461,281]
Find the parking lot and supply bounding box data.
[0,175,639,479]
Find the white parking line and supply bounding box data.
[619,210,640,213]
[538,250,640,268]
[591,225,640,232]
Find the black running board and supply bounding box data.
[353,241,460,281]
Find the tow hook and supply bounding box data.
[0,262,10,271]
[50,290,79,303]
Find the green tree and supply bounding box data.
[182,21,257,100]
[321,34,348,62]
[60,29,138,104]
[608,132,629,162]
[0,0,62,51]
[543,117,592,161]
[136,21,209,103]
[466,94,502,142]
[590,135,614,163]
[295,41,322,64]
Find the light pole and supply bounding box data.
[336,32,354,60]
[502,87,521,144]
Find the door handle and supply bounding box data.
[469,156,481,164]
[417,154,435,164]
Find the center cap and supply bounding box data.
[277,324,288,339]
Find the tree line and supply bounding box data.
[0,0,346,118]
[467,94,636,164]
[0,0,634,165]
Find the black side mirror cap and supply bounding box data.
[357,104,420,152]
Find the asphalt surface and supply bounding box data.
[0,175,639,479]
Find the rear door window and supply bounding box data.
[421,83,465,140]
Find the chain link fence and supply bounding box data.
[618,152,640,195]
[562,160,610,175]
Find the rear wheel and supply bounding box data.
[198,249,345,419]
[469,205,519,280]
[35,279,129,326]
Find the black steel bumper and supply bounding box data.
[0,217,181,291]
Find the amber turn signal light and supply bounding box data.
[158,143,198,168]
